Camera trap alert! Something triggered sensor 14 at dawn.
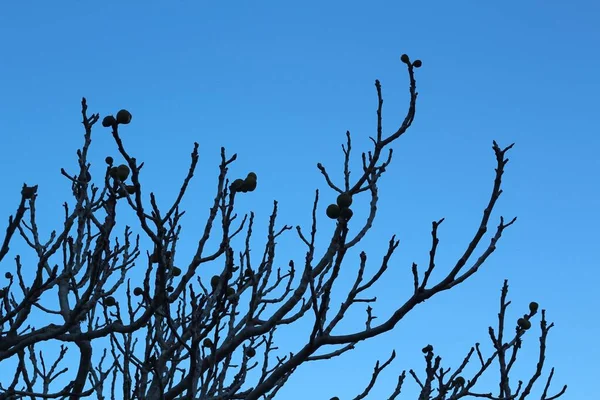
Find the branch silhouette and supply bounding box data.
[0,54,565,400]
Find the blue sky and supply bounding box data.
[0,1,598,398]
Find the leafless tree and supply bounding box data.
[0,54,566,399]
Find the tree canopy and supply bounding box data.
[0,54,566,399]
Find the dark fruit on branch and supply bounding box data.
[517,318,531,330]
[454,376,465,387]
[167,285,174,292]
[105,156,114,165]
[116,164,130,181]
[412,60,423,68]
[340,207,353,220]
[422,344,433,353]
[247,172,257,180]
[245,347,256,357]
[203,338,213,348]
[133,287,144,296]
[172,266,182,276]
[126,185,136,194]
[226,286,235,297]
[102,115,116,127]
[5,272,12,279]
[337,193,353,208]
[331,397,340,400]
[529,301,539,313]
[116,109,132,124]
[230,178,245,193]
[401,54,410,64]
[105,296,116,306]
[211,275,220,289]
[150,253,159,263]
[21,185,37,199]
[80,171,92,183]
[109,167,118,178]
[243,176,257,192]
[326,204,341,219]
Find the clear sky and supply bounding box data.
[0,1,598,398]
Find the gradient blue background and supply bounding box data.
[0,1,597,398]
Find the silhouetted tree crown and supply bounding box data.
[0,54,565,399]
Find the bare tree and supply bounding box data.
[0,54,566,399]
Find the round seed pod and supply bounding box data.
[340,208,353,221]
[529,301,539,313]
[336,193,353,208]
[517,318,531,330]
[245,347,256,357]
[243,176,257,192]
[116,164,130,181]
[326,204,341,219]
[80,171,92,183]
[102,115,116,127]
[116,109,132,125]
